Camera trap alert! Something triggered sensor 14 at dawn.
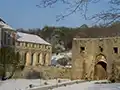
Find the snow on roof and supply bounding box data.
[16,32,51,45]
[0,18,13,30]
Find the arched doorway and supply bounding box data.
[94,54,107,80]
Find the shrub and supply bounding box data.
[44,82,48,85]
[29,84,34,88]
[58,79,61,83]
[25,70,42,79]
[19,65,25,70]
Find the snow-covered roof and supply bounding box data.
[0,18,13,30]
[16,32,51,45]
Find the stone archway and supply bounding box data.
[94,54,107,80]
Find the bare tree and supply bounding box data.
[0,47,20,80]
[37,0,120,25]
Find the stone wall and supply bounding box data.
[13,66,71,79]
[72,37,120,80]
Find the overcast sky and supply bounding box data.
[0,0,110,29]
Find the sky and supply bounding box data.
[0,0,110,29]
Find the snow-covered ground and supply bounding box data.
[0,79,120,90]
[0,79,70,90]
[54,80,120,90]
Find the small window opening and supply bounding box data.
[113,47,118,53]
[80,47,85,52]
[99,46,103,52]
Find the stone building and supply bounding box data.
[0,18,15,48]
[15,32,52,66]
[72,37,120,80]
[0,18,52,66]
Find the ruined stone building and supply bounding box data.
[72,37,120,80]
[0,18,52,66]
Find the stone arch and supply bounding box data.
[25,52,31,66]
[95,53,107,63]
[94,54,107,80]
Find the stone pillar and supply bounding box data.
[25,52,32,66]
[45,53,50,66]
[32,53,38,66]
[39,53,43,65]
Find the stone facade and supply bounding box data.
[72,37,120,80]
[0,18,52,67]
[15,40,52,66]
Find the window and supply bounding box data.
[113,47,118,54]
[80,47,85,52]
[7,34,11,45]
[99,46,103,52]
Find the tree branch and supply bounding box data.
[37,0,120,25]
